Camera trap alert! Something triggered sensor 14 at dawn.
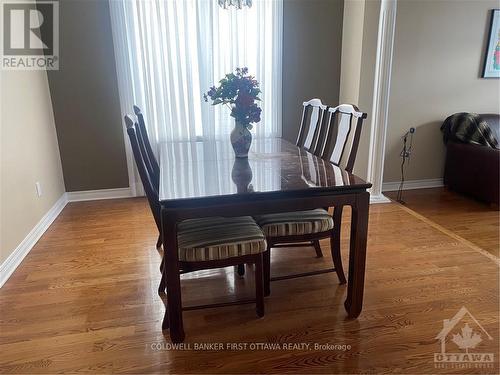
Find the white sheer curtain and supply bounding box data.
[110,0,282,146]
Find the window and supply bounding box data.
[110,0,283,144]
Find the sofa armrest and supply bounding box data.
[444,142,499,205]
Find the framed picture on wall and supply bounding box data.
[482,9,500,78]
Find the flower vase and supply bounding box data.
[230,122,252,158]
[231,158,253,193]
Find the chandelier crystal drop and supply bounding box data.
[218,0,252,9]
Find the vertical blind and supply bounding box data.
[110,0,283,146]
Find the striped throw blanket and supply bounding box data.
[441,112,499,149]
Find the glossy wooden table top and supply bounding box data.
[158,138,371,202]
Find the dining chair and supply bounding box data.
[296,98,329,156]
[132,105,248,276]
[124,115,267,339]
[256,98,328,262]
[132,106,161,245]
[255,103,367,295]
[294,98,329,258]
[133,105,159,182]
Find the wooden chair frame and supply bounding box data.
[132,106,161,249]
[133,105,159,179]
[133,105,247,276]
[296,98,329,156]
[125,115,265,341]
[320,104,367,172]
[264,103,367,293]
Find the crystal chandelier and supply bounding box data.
[218,0,252,9]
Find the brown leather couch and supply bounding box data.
[443,114,499,205]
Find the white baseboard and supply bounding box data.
[66,187,132,202]
[382,178,444,192]
[0,187,134,288]
[370,194,392,204]
[0,193,68,288]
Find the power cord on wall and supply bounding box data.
[396,127,415,204]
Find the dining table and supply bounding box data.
[158,137,371,343]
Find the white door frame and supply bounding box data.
[367,0,397,204]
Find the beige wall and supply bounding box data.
[0,70,65,264]
[384,0,500,183]
[339,0,365,105]
[282,0,344,143]
[47,0,128,192]
[339,0,381,180]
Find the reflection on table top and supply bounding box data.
[158,138,370,202]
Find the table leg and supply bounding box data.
[263,247,271,296]
[331,205,347,284]
[161,210,185,343]
[158,258,166,295]
[344,191,369,318]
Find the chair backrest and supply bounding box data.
[133,105,160,184]
[124,115,161,232]
[320,104,367,173]
[296,98,328,155]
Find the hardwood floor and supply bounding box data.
[385,187,499,257]
[0,198,498,374]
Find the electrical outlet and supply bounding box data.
[35,182,42,197]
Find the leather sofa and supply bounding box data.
[443,114,499,205]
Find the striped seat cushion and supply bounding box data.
[177,216,266,262]
[255,209,333,237]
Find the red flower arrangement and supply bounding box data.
[203,67,262,129]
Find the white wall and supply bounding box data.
[0,70,65,264]
[384,0,500,183]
